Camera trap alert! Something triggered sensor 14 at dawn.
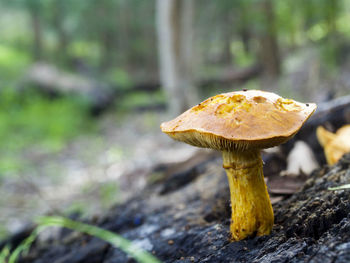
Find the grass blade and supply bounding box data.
[328,184,350,191]
[36,216,161,263]
[8,226,46,263]
[0,245,10,263]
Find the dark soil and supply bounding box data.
[10,151,350,263]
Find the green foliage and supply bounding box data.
[336,13,350,36]
[105,68,133,88]
[7,227,44,263]
[0,87,93,175]
[99,183,120,209]
[0,45,30,81]
[67,41,102,67]
[0,245,10,263]
[319,43,339,72]
[0,216,161,263]
[118,91,166,111]
[307,22,329,42]
[64,201,90,217]
[0,225,9,241]
[1,0,349,84]
[231,41,255,67]
[37,216,161,263]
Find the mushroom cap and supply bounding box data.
[161,90,316,151]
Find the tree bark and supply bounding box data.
[156,0,199,115]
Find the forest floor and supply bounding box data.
[0,110,196,237]
[11,138,350,263]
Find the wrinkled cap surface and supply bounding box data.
[161,90,316,151]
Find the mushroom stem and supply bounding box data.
[222,150,274,241]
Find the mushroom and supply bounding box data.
[160,90,316,241]
[316,125,350,165]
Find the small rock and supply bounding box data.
[132,238,153,251]
[161,228,176,238]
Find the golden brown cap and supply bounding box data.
[161,90,316,151]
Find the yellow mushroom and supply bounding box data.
[161,90,316,241]
[316,125,350,165]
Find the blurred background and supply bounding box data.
[1,0,350,239]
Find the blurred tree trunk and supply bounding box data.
[221,12,233,65]
[100,2,115,70]
[238,3,250,53]
[101,31,115,69]
[326,0,338,36]
[258,0,280,80]
[240,28,251,54]
[117,1,129,68]
[156,0,199,115]
[30,9,42,60]
[53,1,68,64]
[326,0,340,57]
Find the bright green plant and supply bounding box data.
[0,245,10,263]
[328,184,350,191]
[2,216,161,263]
